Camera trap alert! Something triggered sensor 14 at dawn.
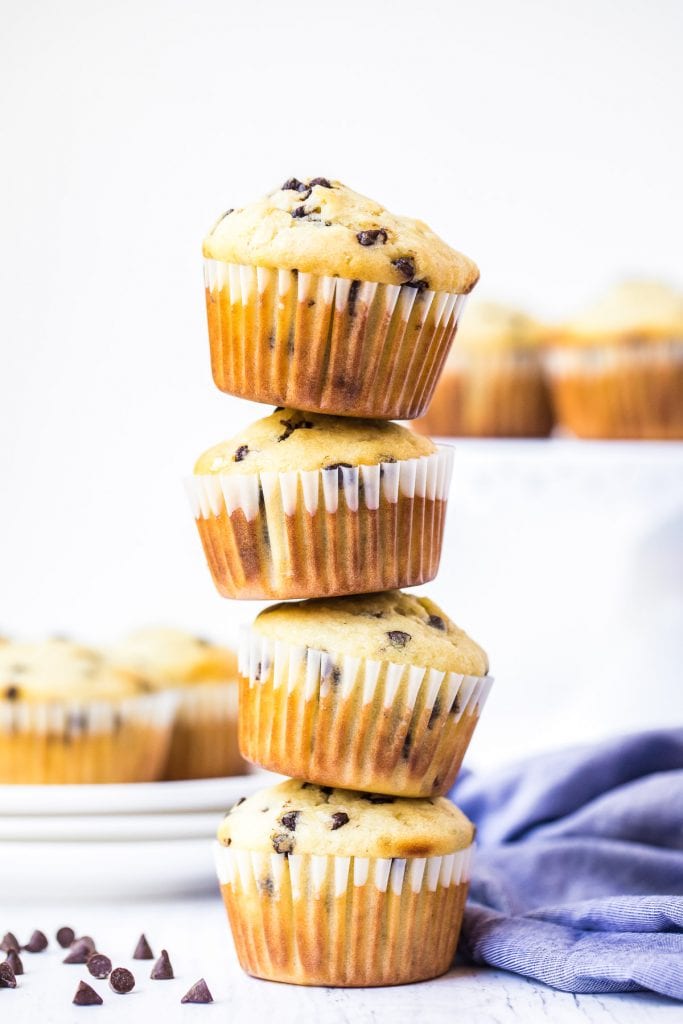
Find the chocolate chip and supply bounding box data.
[280,810,300,831]
[232,797,246,810]
[408,278,430,291]
[87,954,112,980]
[309,177,332,188]
[64,941,93,964]
[330,812,349,830]
[356,228,388,246]
[386,630,411,648]
[319,785,333,797]
[73,980,102,1005]
[323,461,353,484]
[74,936,96,953]
[150,949,174,980]
[23,929,48,953]
[428,696,442,729]
[291,205,308,218]
[132,934,153,960]
[347,279,361,317]
[277,417,314,442]
[362,793,395,804]
[427,615,446,631]
[282,178,307,192]
[401,729,412,759]
[0,962,16,989]
[109,967,135,994]
[181,978,213,1004]
[0,933,19,953]
[3,686,19,700]
[4,950,23,975]
[391,256,416,281]
[297,188,312,201]
[56,926,76,949]
[272,833,296,855]
[234,444,249,462]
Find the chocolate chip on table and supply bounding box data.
[109,967,135,994]
[0,932,19,953]
[73,935,96,953]
[272,833,296,855]
[362,793,395,804]
[73,980,102,1006]
[132,934,153,960]
[280,810,300,831]
[308,177,332,188]
[233,444,249,462]
[282,178,308,192]
[356,228,388,246]
[64,941,93,964]
[56,926,76,949]
[23,929,48,953]
[427,614,446,631]
[330,811,349,830]
[150,949,174,981]
[386,630,411,648]
[4,949,23,975]
[391,256,416,281]
[181,978,213,1004]
[87,953,112,980]
[0,962,16,988]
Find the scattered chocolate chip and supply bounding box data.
[87,953,112,980]
[64,941,93,965]
[291,205,308,218]
[330,812,349,830]
[362,793,395,804]
[75,936,96,953]
[282,178,307,192]
[0,933,19,953]
[132,934,153,960]
[181,978,213,1004]
[277,417,314,442]
[234,444,249,462]
[308,177,332,188]
[56,926,76,949]
[408,278,430,291]
[391,256,416,281]
[401,730,413,759]
[23,929,48,953]
[150,949,174,981]
[428,696,442,729]
[386,630,411,648]
[427,615,446,631]
[109,967,135,994]
[4,950,23,975]
[356,228,388,246]
[280,810,300,831]
[73,980,102,1006]
[0,962,16,989]
[3,686,19,700]
[272,833,296,855]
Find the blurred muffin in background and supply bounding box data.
[111,628,245,780]
[547,280,683,439]
[0,639,175,784]
[413,300,554,438]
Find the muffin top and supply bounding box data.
[203,178,479,294]
[194,408,435,476]
[0,639,154,703]
[111,628,238,686]
[449,300,543,356]
[561,280,683,345]
[252,590,488,676]
[218,779,473,858]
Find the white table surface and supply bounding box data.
[2,896,679,1024]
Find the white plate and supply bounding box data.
[0,811,224,842]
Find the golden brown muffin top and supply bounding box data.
[218,778,474,858]
[559,279,683,346]
[448,299,544,357]
[252,590,489,676]
[110,628,238,687]
[194,408,435,476]
[203,178,479,294]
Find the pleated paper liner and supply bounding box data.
[546,339,683,439]
[238,629,492,797]
[185,447,454,600]
[215,841,473,986]
[163,681,246,781]
[204,259,469,420]
[0,691,177,784]
[414,348,554,438]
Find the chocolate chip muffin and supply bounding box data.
[203,177,479,419]
[547,279,683,438]
[110,629,245,781]
[239,590,491,796]
[187,408,454,600]
[414,300,554,438]
[215,778,475,986]
[0,639,176,783]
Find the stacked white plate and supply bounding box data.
[0,771,279,903]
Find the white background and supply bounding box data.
[1,0,682,765]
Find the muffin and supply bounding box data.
[0,639,176,784]
[239,590,491,796]
[414,300,554,437]
[215,778,475,986]
[111,628,245,780]
[186,409,454,600]
[547,280,683,439]
[203,178,479,420]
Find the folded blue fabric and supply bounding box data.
[451,729,683,998]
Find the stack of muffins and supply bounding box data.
[186,178,493,987]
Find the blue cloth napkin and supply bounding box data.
[451,729,683,998]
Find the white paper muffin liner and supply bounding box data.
[0,690,177,736]
[237,628,492,797]
[185,447,454,600]
[204,259,469,420]
[164,680,245,781]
